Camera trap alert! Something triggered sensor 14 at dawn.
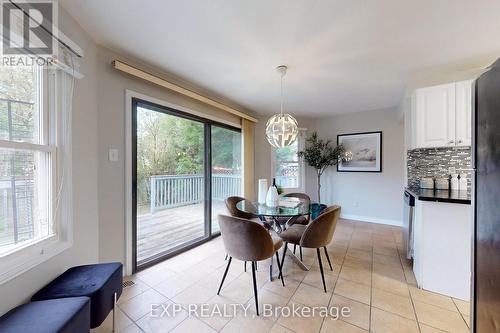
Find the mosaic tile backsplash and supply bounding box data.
[407,146,472,191]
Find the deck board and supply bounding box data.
[137,201,226,262]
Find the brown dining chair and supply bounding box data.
[225,196,257,220]
[280,193,312,260]
[224,196,261,270]
[278,205,341,292]
[217,214,285,315]
[282,192,311,226]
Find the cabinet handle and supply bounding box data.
[448,140,454,144]
[457,140,463,144]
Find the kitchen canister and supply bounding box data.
[451,174,459,190]
[435,177,450,190]
[420,177,434,189]
[459,174,467,190]
[258,179,268,204]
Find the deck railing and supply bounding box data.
[0,98,35,247]
[150,174,242,213]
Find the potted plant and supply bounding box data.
[298,132,346,217]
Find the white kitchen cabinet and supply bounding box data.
[455,80,473,146]
[414,83,456,148]
[413,200,472,300]
[411,80,473,148]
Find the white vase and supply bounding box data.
[266,186,279,207]
[258,179,268,204]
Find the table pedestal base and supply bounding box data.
[285,247,309,271]
[267,246,309,281]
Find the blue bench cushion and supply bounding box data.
[0,297,90,333]
[31,262,123,328]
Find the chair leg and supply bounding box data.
[293,244,297,254]
[279,242,288,279]
[217,257,232,295]
[269,254,273,282]
[251,261,259,316]
[323,247,333,271]
[112,292,117,332]
[275,252,285,287]
[299,246,303,261]
[316,248,327,293]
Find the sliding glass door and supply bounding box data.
[211,126,242,233]
[132,99,241,270]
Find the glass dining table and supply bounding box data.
[236,198,311,277]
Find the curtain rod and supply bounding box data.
[112,60,258,123]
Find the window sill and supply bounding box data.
[0,236,72,285]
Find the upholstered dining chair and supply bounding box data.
[217,214,285,316]
[278,205,341,292]
[224,196,257,220]
[224,196,261,270]
[280,192,312,261]
[282,192,311,225]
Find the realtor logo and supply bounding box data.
[1,0,56,55]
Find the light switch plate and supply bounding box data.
[108,149,118,162]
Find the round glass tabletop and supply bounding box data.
[236,198,311,217]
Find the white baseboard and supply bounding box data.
[341,214,403,227]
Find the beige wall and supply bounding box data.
[0,6,100,315]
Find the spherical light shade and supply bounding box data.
[265,113,299,148]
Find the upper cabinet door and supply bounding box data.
[415,83,456,148]
[455,80,473,146]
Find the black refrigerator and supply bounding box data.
[474,57,500,332]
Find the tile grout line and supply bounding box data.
[395,232,422,333]
[368,227,374,332]
[317,230,350,333]
[268,245,312,333]
[122,221,455,333]
[452,297,471,329]
[330,223,374,332]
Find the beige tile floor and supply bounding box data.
[92,219,471,333]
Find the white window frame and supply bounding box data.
[270,129,306,193]
[0,66,73,285]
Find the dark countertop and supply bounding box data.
[405,187,471,205]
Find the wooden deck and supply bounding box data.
[136,201,226,263]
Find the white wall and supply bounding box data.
[0,6,99,315]
[305,107,405,226]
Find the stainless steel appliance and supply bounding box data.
[403,190,415,260]
[473,57,500,332]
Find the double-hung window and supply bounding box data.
[0,63,71,283]
[272,131,305,192]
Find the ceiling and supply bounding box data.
[60,0,500,116]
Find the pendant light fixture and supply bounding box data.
[265,65,299,148]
